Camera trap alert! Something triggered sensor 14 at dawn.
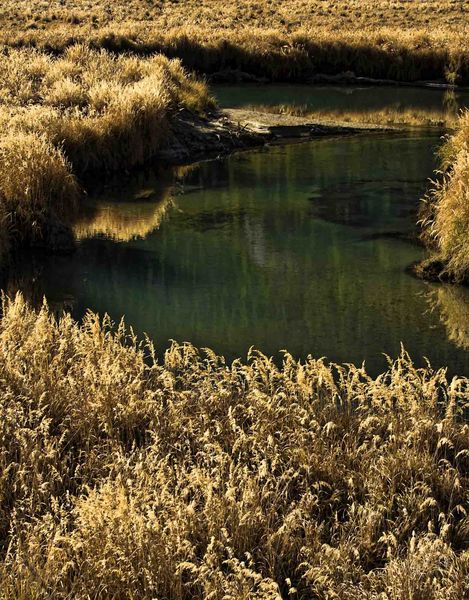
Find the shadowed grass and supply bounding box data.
[0,294,467,599]
[1,1,468,84]
[2,27,468,86]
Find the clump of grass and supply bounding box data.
[420,111,469,283]
[0,132,80,234]
[0,45,214,254]
[0,293,467,599]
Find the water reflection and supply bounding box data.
[215,84,469,122]
[7,131,468,376]
[75,195,173,243]
[430,286,469,351]
[72,166,198,242]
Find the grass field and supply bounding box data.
[0,294,467,599]
[3,0,468,34]
[1,1,468,85]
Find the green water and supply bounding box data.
[215,84,469,119]
[13,130,469,376]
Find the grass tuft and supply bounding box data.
[420,111,469,282]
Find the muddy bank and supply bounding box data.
[10,109,391,257]
[157,107,390,164]
[411,257,469,287]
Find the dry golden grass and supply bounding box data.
[420,111,469,282]
[0,3,467,85]
[0,293,467,599]
[0,45,213,252]
[2,0,468,34]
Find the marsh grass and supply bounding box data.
[0,46,214,252]
[0,293,467,599]
[3,26,468,86]
[420,111,469,282]
[1,1,468,84]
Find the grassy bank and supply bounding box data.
[2,28,468,86]
[0,46,213,255]
[0,2,468,85]
[419,111,469,283]
[0,294,467,599]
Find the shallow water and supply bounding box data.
[214,83,469,120]
[11,130,469,376]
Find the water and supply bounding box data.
[215,83,469,120]
[11,129,469,376]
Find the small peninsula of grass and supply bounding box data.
[0,45,214,256]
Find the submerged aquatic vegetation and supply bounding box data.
[0,294,467,599]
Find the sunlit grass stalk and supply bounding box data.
[0,294,467,599]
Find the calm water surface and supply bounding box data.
[12,129,469,376]
[215,83,469,119]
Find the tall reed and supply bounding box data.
[0,294,467,599]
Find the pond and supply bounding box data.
[8,86,469,376]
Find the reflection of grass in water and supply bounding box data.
[74,195,174,242]
[244,104,458,128]
[430,286,469,350]
[73,163,196,242]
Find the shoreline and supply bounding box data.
[411,257,469,287]
[21,108,391,255]
[156,107,395,165]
